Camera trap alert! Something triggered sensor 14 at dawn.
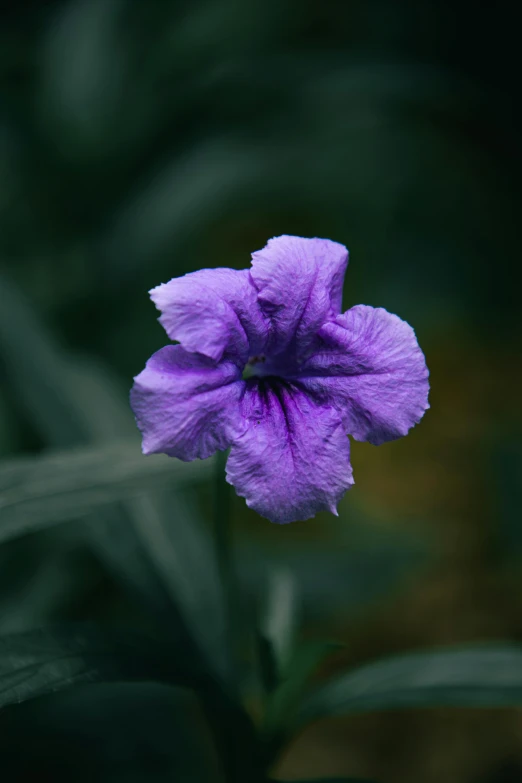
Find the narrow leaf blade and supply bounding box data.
[296,645,522,728]
[129,490,233,689]
[0,440,211,544]
[0,626,186,709]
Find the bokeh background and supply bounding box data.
[0,1,521,781]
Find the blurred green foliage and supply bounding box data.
[0,1,521,782]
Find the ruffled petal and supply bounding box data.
[130,345,244,460]
[250,235,349,362]
[150,268,269,364]
[296,305,429,445]
[226,379,354,523]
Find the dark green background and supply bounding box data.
[0,1,521,781]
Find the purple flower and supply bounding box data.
[130,236,429,523]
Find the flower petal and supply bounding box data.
[150,268,269,363]
[250,236,349,361]
[130,345,244,460]
[225,379,354,523]
[296,305,429,445]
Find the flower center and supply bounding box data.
[242,354,266,380]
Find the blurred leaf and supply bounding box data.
[263,640,342,738]
[55,356,137,442]
[90,498,260,781]
[295,645,522,728]
[237,523,428,624]
[270,779,378,783]
[0,267,239,706]
[103,137,261,281]
[0,439,211,544]
[0,626,192,709]
[493,440,522,558]
[255,631,279,698]
[127,489,233,689]
[0,271,137,448]
[0,540,97,634]
[0,273,92,447]
[260,566,299,677]
[90,506,185,624]
[0,682,225,783]
[40,0,136,158]
[254,567,299,705]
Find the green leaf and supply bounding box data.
[89,491,257,777]
[92,498,265,781]
[0,269,248,755]
[0,535,93,635]
[0,273,91,447]
[260,566,299,678]
[104,138,261,281]
[295,645,522,728]
[0,682,226,782]
[237,520,428,623]
[0,626,192,709]
[0,271,135,448]
[41,0,133,157]
[0,439,211,545]
[0,623,258,781]
[127,489,233,689]
[254,567,299,701]
[262,640,342,737]
[270,779,378,783]
[270,779,377,782]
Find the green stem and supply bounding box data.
[212,453,271,781]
